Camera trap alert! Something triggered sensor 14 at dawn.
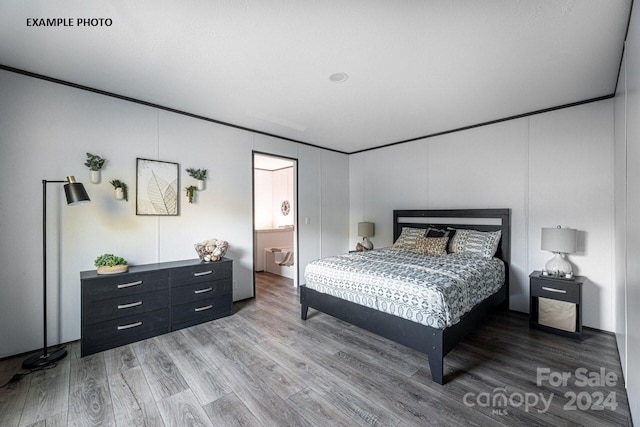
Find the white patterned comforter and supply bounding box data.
[304,247,505,329]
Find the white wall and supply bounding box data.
[0,69,349,358]
[254,169,273,230]
[254,165,294,230]
[272,167,294,228]
[350,100,614,329]
[614,3,640,421]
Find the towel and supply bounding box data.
[275,251,294,266]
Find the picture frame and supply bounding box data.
[136,158,179,216]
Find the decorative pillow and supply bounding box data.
[449,229,502,258]
[425,227,457,251]
[425,227,448,238]
[393,227,426,249]
[413,237,448,256]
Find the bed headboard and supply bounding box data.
[393,209,511,296]
[393,209,510,264]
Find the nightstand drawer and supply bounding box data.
[531,278,579,303]
[171,261,232,287]
[83,289,170,325]
[83,271,169,302]
[171,279,232,306]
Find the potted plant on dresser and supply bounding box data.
[94,253,128,274]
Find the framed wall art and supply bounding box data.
[136,158,179,216]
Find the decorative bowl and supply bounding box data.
[194,239,228,262]
[97,264,129,275]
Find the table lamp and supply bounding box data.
[358,222,375,250]
[541,225,576,276]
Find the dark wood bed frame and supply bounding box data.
[300,208,510,384]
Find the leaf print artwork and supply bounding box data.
[136,158,179,215]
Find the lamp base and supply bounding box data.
[362,237,373,250]
[545,253,572,275]
[22,347,67,369]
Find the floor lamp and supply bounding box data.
[22,176,90,369]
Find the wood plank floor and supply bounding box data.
[0,272,632,426]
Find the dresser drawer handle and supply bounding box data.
[117,301,143,310]
[194,287,213,294]
[193,271,213,277]
[194,305,213,312]
[542,286,567,294]
[117,280,143,289]
[117,321,143,330]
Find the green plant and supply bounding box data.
[84,153,106,171]
[185,185,197,203]
[110,179,128,201]
[94,254,127,267]
[186,168,207,180]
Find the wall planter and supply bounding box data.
[84,153,106,184]
[186,168,207,192]
[186,185,197,203]
[110,179,128,201]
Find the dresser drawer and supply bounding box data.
[82,289,169,325]
[171,279,232,306]
[530,278,580,303]
[83,271,169,302]
[171,261,232,287]
[171,296,232,327]
[81,309,169,356]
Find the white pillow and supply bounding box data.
[392,227,426,249]
[449,229,501,258]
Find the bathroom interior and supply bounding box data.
[253,154,296,286]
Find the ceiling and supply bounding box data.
[0,1,631,153]
[254,154,295,171]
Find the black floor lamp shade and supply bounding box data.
[64,176,90,205]
[22,176,90,369]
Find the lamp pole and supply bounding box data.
[42,180,65,361]
[23,177,89,369]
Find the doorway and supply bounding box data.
[252,152,298,297]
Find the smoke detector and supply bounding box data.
[329,72,349,83]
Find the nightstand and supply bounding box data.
[529,271,584,339]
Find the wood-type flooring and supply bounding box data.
[0,272,632,426]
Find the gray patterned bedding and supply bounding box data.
[304,247,505,329]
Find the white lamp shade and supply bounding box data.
[358,222,375,237]
[541,227,576,254]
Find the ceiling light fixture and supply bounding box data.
[329,72,349,83]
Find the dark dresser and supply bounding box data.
[81,258,232,356]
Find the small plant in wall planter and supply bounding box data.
[185,185,197,203]
[110,179,128,201]
[94,253,128,275]
[84,153,106,184]
[186,168,207,190]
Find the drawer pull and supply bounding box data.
[117,301,143,310]
[542,286,567,294]
[194,287,213,294]
[193,271,213,277]
[117,280,143,289]
[117,321,143,330]
[195,305,213,312]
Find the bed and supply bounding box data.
[300,209,510,384]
